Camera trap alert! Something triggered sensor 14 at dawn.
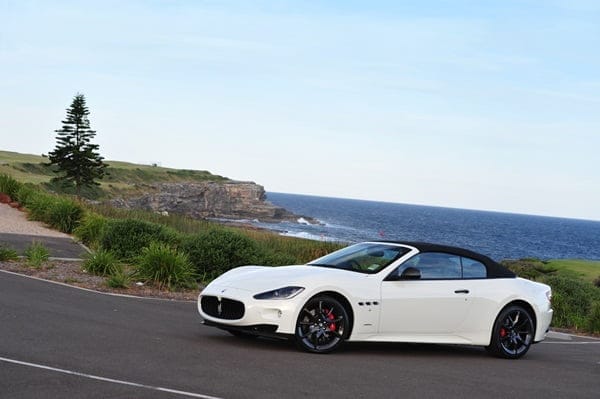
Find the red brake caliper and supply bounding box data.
[500,328,507,337]
[327,309,336,331]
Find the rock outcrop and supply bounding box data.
[109,182,306,223]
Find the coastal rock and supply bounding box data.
[109,182,311,223]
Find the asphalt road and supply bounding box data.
[1,271,599,399]
[0,233,87,259]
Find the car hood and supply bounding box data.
[208,265,365,293]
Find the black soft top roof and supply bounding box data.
[377,241,516,279]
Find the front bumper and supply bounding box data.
[197,285,303,335]
[202,319,293,340]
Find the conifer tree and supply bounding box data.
[48,93,107,197]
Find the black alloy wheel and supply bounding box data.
[487,305,534,359]
[295,295,349,353]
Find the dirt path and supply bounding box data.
[0,203,70,237]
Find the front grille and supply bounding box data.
[201,296,245,320]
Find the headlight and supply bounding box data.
[546,289,552,303]
[253,286,304,300]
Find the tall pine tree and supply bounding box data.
[48,93,107,197]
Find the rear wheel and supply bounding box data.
[486,305,534,359]
[295,295,349,354]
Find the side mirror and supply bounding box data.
[400,267,421,280]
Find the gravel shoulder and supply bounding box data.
[0,260,199,301]
[0,203,70,237]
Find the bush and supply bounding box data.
[100,218,179,260]
[182,229,260,280]
[0,246,19,261]
[74,213,108,248]
[47,197,83,233]
[14,184,37,205]
[587,301,600,333]
[256,250,299,266]
[542,275,600,330]
[0,174,22,198]
[135,242,196,290]
[25,242,50,268]
[21,190,83,233]
[594,275,600,288]
[501,259,557,280]
[25,191,55,222]
[83,249,120,276]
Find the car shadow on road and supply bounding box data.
[201,331,488,358]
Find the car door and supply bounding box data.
[379,252,473,336]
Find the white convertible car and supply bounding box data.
[198,241,553,358]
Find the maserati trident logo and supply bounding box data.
[217,296,223,316]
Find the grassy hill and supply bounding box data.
[0,150,228,198]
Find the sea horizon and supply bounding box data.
[257,192,600,262]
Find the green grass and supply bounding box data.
[24,242,50,268]
[0,246,19,261]
[544,259,600,283]
[0,150,229,199]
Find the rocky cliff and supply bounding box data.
[109,182,306,223]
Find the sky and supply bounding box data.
[1,0,599,221]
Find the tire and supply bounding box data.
[295,295,349,354]
[486,305,534,359]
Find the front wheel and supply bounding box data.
[486,305,534,359]
[295,295,349,354]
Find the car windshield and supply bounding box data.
[308,243,410,274]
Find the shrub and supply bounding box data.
[135,242,196,290]
[182,229,260,280]
[0,246,19,261]
[15,184,37,205]
[22,191,83,233]
[83,249,120,276]
[594,275,600,288]
[256,250,299,266]
[25,191,55,222]
[100,218,179,260]
[587,301,600,333]
[0,174,22,198]
[501,259,557,280]
[542,275,600,330]
[47,197,83,233]
[74,212,108,248]
[25,242,50,268]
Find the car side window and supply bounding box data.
[461,257,487,278]
[395,252,461,280]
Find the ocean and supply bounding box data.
[252,192,600,261]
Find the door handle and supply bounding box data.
[454,289,469,294]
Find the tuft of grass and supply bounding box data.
[47,197,83,233]
[74,212,108,249]
[107,269,130,289]
[83,249,120,276]
[0,173,21,198]
[135,242,196,290]
[24,242,50,268]
[0,246,19,261]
